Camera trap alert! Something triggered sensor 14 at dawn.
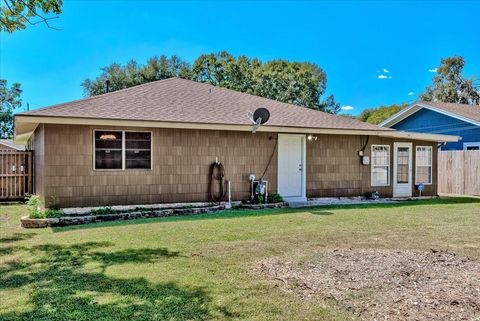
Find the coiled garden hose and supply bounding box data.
[209,162,228,203]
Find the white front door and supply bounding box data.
[277,134,306,201]
[393,142,413,197]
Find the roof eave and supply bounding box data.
[14,115,458,143]
[380,102,480,128]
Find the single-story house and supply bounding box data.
[380,101,480,151]
[0,139,25,151]
[14,78,458,208]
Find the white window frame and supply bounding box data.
[415,146,432,185]
[463,142,480,150]
[93,129,153,171]
[371,144,390,187]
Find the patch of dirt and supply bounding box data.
[257,249,480,321]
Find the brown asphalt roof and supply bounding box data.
[418,101,480,124]
[19,77,391,131]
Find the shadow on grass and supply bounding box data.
[0,232,37,243]
[51,196,480,233]
[308,211,335,216]
[0,241,233,321]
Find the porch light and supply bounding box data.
[307,135,318,141]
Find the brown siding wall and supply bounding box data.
[35,124,438,208]
[306,135,437,198]
[40,124,278,208]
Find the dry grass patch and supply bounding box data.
[258,249,480,321]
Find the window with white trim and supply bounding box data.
[94,130,151,170]
[415,146,432,184]
[463,142,480,151]
[371,145,390,186]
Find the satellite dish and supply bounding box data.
[246,107,270,133]
[253,108,270,125]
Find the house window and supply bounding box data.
[94,131,123,169]
[415,146,432,184]
[94,130,152,170]
[463,142,480,150]
[125,132,152,169]
[371,145,390,186]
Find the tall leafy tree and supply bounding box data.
[358,103,407,125]
[0,79,22,138]
[84,52,341,113]
[0,0,63,32]
[420,56,480,105]
[81,55,191,96]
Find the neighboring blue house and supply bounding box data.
[380,101,480,150]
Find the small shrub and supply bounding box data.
[255,195,265,204]
[267,193,283,203]
[45,208,63,218]
[26,194,44,219]
[134,207,156,212]
[91,207,117,215]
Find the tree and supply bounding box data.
[358,103,407,125]
[0,0,63,33]
[420,56,480,105]
[252,60,334,111]
[0,79,22,138]
[83,52,341,114]
[81,55,192,96]
[192,51,260,93]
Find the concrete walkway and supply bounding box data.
[287,196,438,208]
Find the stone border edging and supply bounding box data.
[21,204,225,228]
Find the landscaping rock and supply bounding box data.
[21,216,59,228]
[240,202,286,209]
[22,204,226,228]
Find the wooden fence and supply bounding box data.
[0,151,33,200]
[438,150,480,196]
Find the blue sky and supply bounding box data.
[1,0,479,115]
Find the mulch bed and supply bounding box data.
[257,249,480,321]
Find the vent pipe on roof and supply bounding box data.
[105,80,111,93]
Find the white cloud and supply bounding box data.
[428,68,438,73]
[341,105,354,111]
[408,92,415,96]
[382,68,390,73]
[378,74,392,79]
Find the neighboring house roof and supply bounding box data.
[14,78,458,143]
[380,101,480,128]
[0,139,25,151]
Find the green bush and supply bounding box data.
[45,208,63,218]
[91,207,117,215]
[25,195,64,219]
[267,193,283,203]
[26,194,44,218]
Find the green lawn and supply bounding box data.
[1,197,479,321]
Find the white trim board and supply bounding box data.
[464,142,480,150]
[380,103,480,128]
[14,115,460,144]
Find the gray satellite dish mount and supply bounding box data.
[246,107,270,133]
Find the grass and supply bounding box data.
[0,197,479,320]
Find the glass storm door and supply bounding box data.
[393,143,413,197]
